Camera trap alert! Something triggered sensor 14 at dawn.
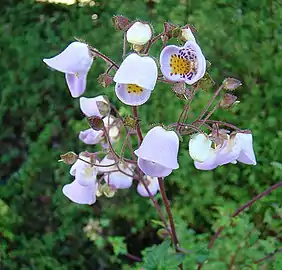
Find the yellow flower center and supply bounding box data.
[170,54,192,75]
[127,84,143,95]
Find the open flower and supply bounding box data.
[160,41,206,85]
[62,153,99,205]
[79,95,109,117]
[126,21,152,45]
[113,53,158,106]
[43,42,93,98]
[189,133,214,162]
[134,126,179,177]
[192,132,256,170]
[137,176,159,197]
[99,155,134,189]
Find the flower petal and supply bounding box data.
[137,176,159,197]
[43,41,93,74]
[134,126,179,169]
[99,155,117,173]
[137,158,172,177]
[80,96,107,117]
[106,170,133,189]
[235,133,257,165]
[113,54,158,90]
[115,83,152,106]
[62,179,96,205]
[65,73,87,98]
[181,27,196,42]
[79,128,103,145]
[189,133,214,162]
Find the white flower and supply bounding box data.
[62,153,99,205]
[113,53,158,106]
[134,126,179,177]
[126,22,152,45]
[43,42,93,98]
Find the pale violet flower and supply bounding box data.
[194,133,256,170]
[160,41,206,85]
[43,42,93,98]
[137,176,159,197]
[79,128,103,145]
[126,22,152,45]
[134,126,179,177]
[99,155,134,189]
[62,154,99,205]
[181,27,196,42]
[79,95,108,117]
[113,53,158,106]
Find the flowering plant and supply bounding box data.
[42,15,280,269]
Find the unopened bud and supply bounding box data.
[98,73,113,88]
[223,77,242,91]
[123,115,138,129]
[103,185,116,198]
[220,93,238,108]
[97,99,110,116]
[87,116,104,131]
[157,228,170,240]
[132,44,144,52]
[59,152,78,165]
[172,82,186,94]
[112,15,130,31]
[126,21,152,45]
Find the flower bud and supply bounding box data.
[98,73,113,88]
[59,152,78,165]
[219,93,238,108]
[103,185,116,198]
[223,77,242,91]
[123,115,138,129]
[126,22,152,45]
[157,228,170,240]
[181,27,196,42]
[172,82,186,94]
[112,15,130,31]
[87,116,104,131]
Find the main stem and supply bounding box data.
[158,177,179,248]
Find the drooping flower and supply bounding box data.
[137,175,159,197]
[160,41,206,85]
[113,53,158,106]
[99,155,134,189]
[62,153,99,205]
[181,27,196,42]
[43,42,93,98]
[126,22,152,45]
[134,126,179,177]
[192,132,256,170]
[79,128,103,145]
[79,95,109,117]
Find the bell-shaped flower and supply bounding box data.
[137,176,159,197]
[99,155,133,189]
[193,132,256,170]
[79,128,103,145]
[113,53,158,106]
[43,42,93,98]
[181,27,196,42]
[189,133,214,163]
[79,95,109,117]
[126,22,152,45]
[160,41,206,85]
[134,126,179,177]
[62,153,99,204]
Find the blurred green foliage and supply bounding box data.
[1,0,282,269]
